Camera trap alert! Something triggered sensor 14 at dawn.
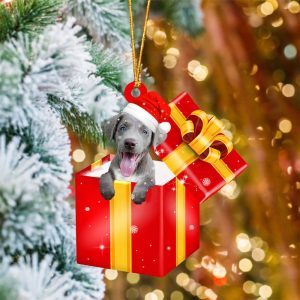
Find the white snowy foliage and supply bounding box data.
[0,134,72,255]
[8,254,73,300]
[1,18,99,106]
[23,108,72,199]
[66,0,130,53]
[84,80,125,124]
[0,136,40,210]
[0,59,35,128]
[58,238,105,300]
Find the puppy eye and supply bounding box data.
[142,129,149,135]
[119,125,126,132]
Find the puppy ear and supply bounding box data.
[102,114,122,141]
[152,129,168,149]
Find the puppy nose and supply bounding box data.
[124,139,137,150]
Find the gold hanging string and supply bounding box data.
[128,0,151,87]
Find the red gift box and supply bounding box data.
[155,92,247,202]
[76,155,200,277]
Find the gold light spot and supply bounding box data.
[176,273,189,287]
[188,60,201,73]
[282,84,295,97]
[204,289,217,300]
[167,47,180,58]
[153,30,167,46]
[236,233,252,252]
[188,60,209,80]
[239,258,253,272]
[250,64,258,75]
[201,256,215,271]
[260,1,275,16]
[271,17,283,27]
[252,248,266,261]
[170,291,184,300]
[185,257,198,271]
[146,20,156,39]
[212,265,227,278]
[153,289,164,300]
[259,285,273,298]
[163,55,177,69]
[288,1,300,13]
[104,269,118,280]
[145,292,158,300]
[127,273,140,284]
[249,14,263,27]
[243,281,256,294]
[72,149,86,162]
[196,287,207,299]
[278,118,292,133]
[193,65,209,81]
[274,130,282,139]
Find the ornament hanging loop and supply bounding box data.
[128,0,151,87]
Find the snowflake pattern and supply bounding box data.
[131,225,138,234]
[202,177,211,186]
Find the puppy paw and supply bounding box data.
[101,189,115,200]
[100,176,115,200]
[131,190,146,205]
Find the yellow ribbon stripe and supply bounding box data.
[176,179,186,265]
[163,143,198,176]
[110,181,132,272]
[91,159,102,170]
[165,102,235,183]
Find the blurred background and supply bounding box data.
[72,1,300,299]
[1,0,300,299]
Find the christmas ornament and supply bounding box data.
[75,0,247,277]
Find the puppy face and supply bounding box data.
[106,113,152,177]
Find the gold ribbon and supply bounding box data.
[110,181,132,272]
[91,159,102,170]
[163,103,235,183]
[108,179,186,271]
[176,179,186,265]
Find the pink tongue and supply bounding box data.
[120,153,137,177]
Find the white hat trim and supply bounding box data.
[123,103,158,132]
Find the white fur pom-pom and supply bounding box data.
[158,122,171,134]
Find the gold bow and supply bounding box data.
[162,103,235,183]
[180,109,233,164]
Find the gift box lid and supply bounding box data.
[155,91,248,202]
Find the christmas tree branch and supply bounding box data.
[0,0,62,42]
[48,95,102,144]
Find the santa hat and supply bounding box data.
[123,82,171,134]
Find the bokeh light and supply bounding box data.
[278,118,292,133]
[259,285,273,298]
[284,44,297,59]
[288,1,300,13]
[104,269,118,280]
[239,258,253,272]
[282,84,295,97]
[72,149,86,162]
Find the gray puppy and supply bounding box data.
[100,113,167,204]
